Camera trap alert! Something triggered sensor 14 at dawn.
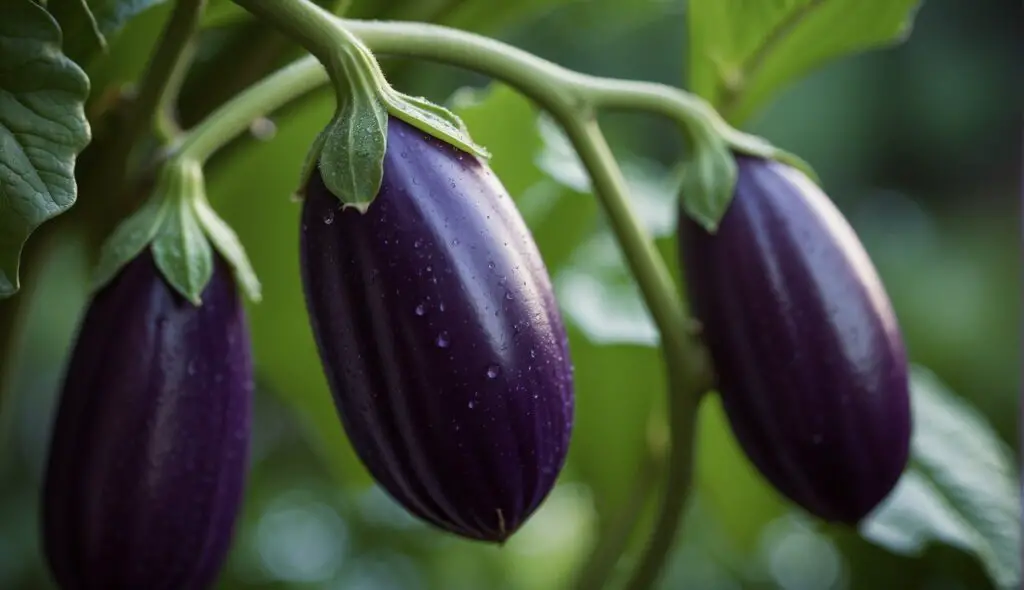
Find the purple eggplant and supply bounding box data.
[679,155,911,524]
[300,117,574,542]
[42,251,252,590]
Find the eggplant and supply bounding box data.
[300,117,574,542]
[42,251,253,590]
[679,155,911,524]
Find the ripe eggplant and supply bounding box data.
[300,117,574,542]
[42,251,252,590]
[679,155,911,524]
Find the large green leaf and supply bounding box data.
[860,366,1021,589]
[0,0,91,298]
[687,0,922,124]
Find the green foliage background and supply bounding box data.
[0,0,1019,589]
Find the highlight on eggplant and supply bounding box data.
[300,116,574,543]
[41,250,253,590]
[679,154,912,525]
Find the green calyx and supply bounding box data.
[298,21,489,211]
[675,101,818,234]
[93,158,262,305]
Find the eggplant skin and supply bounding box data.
[680,155,911,524]
[300,117,574,543]
[42,251,252,590]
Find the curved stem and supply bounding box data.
[175,55,328,163]
[556,116,711,590]
[107,0,207,181]
[232,0,347,66]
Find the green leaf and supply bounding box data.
[860,366,1021,590]
[676,129,737,232]
[52,0,168,66]
[91,193,169,290]
[381,89,491,160]
[192,192,262,304]
[88,0,170,38]
[148,162,215,305]
[309,43,389,212]
[48,0,107,64]
[688,0,923,125]
[0,0,91,298]
[202,0,250,28]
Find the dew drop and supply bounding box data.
[487,261,496,270]
[530,348,536,359]
[451,238,460,246]
[323,209,335,225]
[436,331,451,348]
[505,291,514,301]
[415,303,426,316]
[486,365,501,379]
[414,238,424,249]
[439,302,446,312]
[468,400,476,409]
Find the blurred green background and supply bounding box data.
[0,0,1019,589]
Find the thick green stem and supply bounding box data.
[232,0,346,66]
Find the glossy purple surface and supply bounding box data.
[300,117,574,542]
[42,252,253,590]
[680,156,911,524]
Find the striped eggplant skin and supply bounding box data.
[42,251,253,590]
[300,117,574,543]
[679,155,911,524]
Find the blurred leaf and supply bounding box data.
[87,0,169,37]
[202,0,250,28]
[860,366,1021,590]
[687,0,923,124]
[54,0,167,67]
[0,0,92,298]
[48,0,107,64]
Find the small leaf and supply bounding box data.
[382,89,491,160]
[676,131,737,232]
[48,0,107,64]
[309,40,391,211]
[0,0,92,298]
[860,366,1021,589]
[192,190,262,303]
[149,163,214,305]
[688,0,923,124]
[92,194,170,291]
[316,88,388,212]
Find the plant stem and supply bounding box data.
[232,0,345,66]
[107,0,208,181]
[557,117,710,590]
[175,55,328,163]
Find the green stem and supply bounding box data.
[557,117,710,590]
[178,13,718,588]
[232,0,345,66]
[111,0,207,171]
[175,55,328,163]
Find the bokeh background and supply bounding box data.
[0,0,1019,589]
